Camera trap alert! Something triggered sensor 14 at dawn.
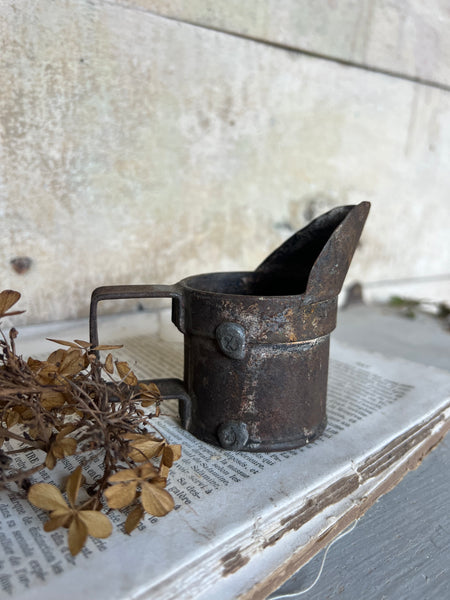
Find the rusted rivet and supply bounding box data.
[217,421,249,451]
[216,322,246,359]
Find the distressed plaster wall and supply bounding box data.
[130,0,450,87]
[0,0,449,325]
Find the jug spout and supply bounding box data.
[255,201,370,302]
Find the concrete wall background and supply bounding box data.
[1,0,449,325]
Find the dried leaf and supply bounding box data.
[104,353,114,374]
[124,505,144,534]
[116,361,138,386]
[68,516,88,556]
[0,290,21,316]
[66,466,83,507]
[140,482,174,517]
[28,483,68,511]
[104,481,138,509]
[78,511,112,538]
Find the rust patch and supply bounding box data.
[221,547,250,576]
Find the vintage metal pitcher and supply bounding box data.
[89,202,370,452]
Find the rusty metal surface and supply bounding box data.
[89,202,370,452]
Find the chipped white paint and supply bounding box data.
[0,1,449,325]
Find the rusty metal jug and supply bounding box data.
[89,202,370,452]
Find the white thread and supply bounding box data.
[350,460,363,484]
[270,519,359,599]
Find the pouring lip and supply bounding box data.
[178,271,317,301]
[178,202,370,302]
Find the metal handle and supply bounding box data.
[89,284,191,429]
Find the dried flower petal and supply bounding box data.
[27,356,44,371]
[58,349,86,378]
[66,466,83,507]
[124,505,144,534]
[36,363,59,384]
[104,481,138,509]
[116,361,138,386]
[139,463,160,479]
[139,382,160,404]
[51,437,77,460]
[41,390,66,409]
[74,339,91,348]
[5,409,20,428]
[160,444,182,471]
[139,382,161,407]
[28,483,68,511]
[159,464,170,479]
[140,481,174,517]
[68,516,88,556]
[46,348,67,366]
[47,338,81,349]
[78,511,112,538]
[107,468,141,483]
[127,436,164,462]
[91,344,123,351]
[169,444,182,462]
[104,353,114,374]
[43,514,71,532]
[162,446,174,468]
[0,290,21,316]
[44,452,57,470]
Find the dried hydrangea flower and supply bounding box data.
[28,467,112,556]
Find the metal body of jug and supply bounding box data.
[89,202,370,452]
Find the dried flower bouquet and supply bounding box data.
[0,290,180,555]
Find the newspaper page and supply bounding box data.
[1,312,449,600]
